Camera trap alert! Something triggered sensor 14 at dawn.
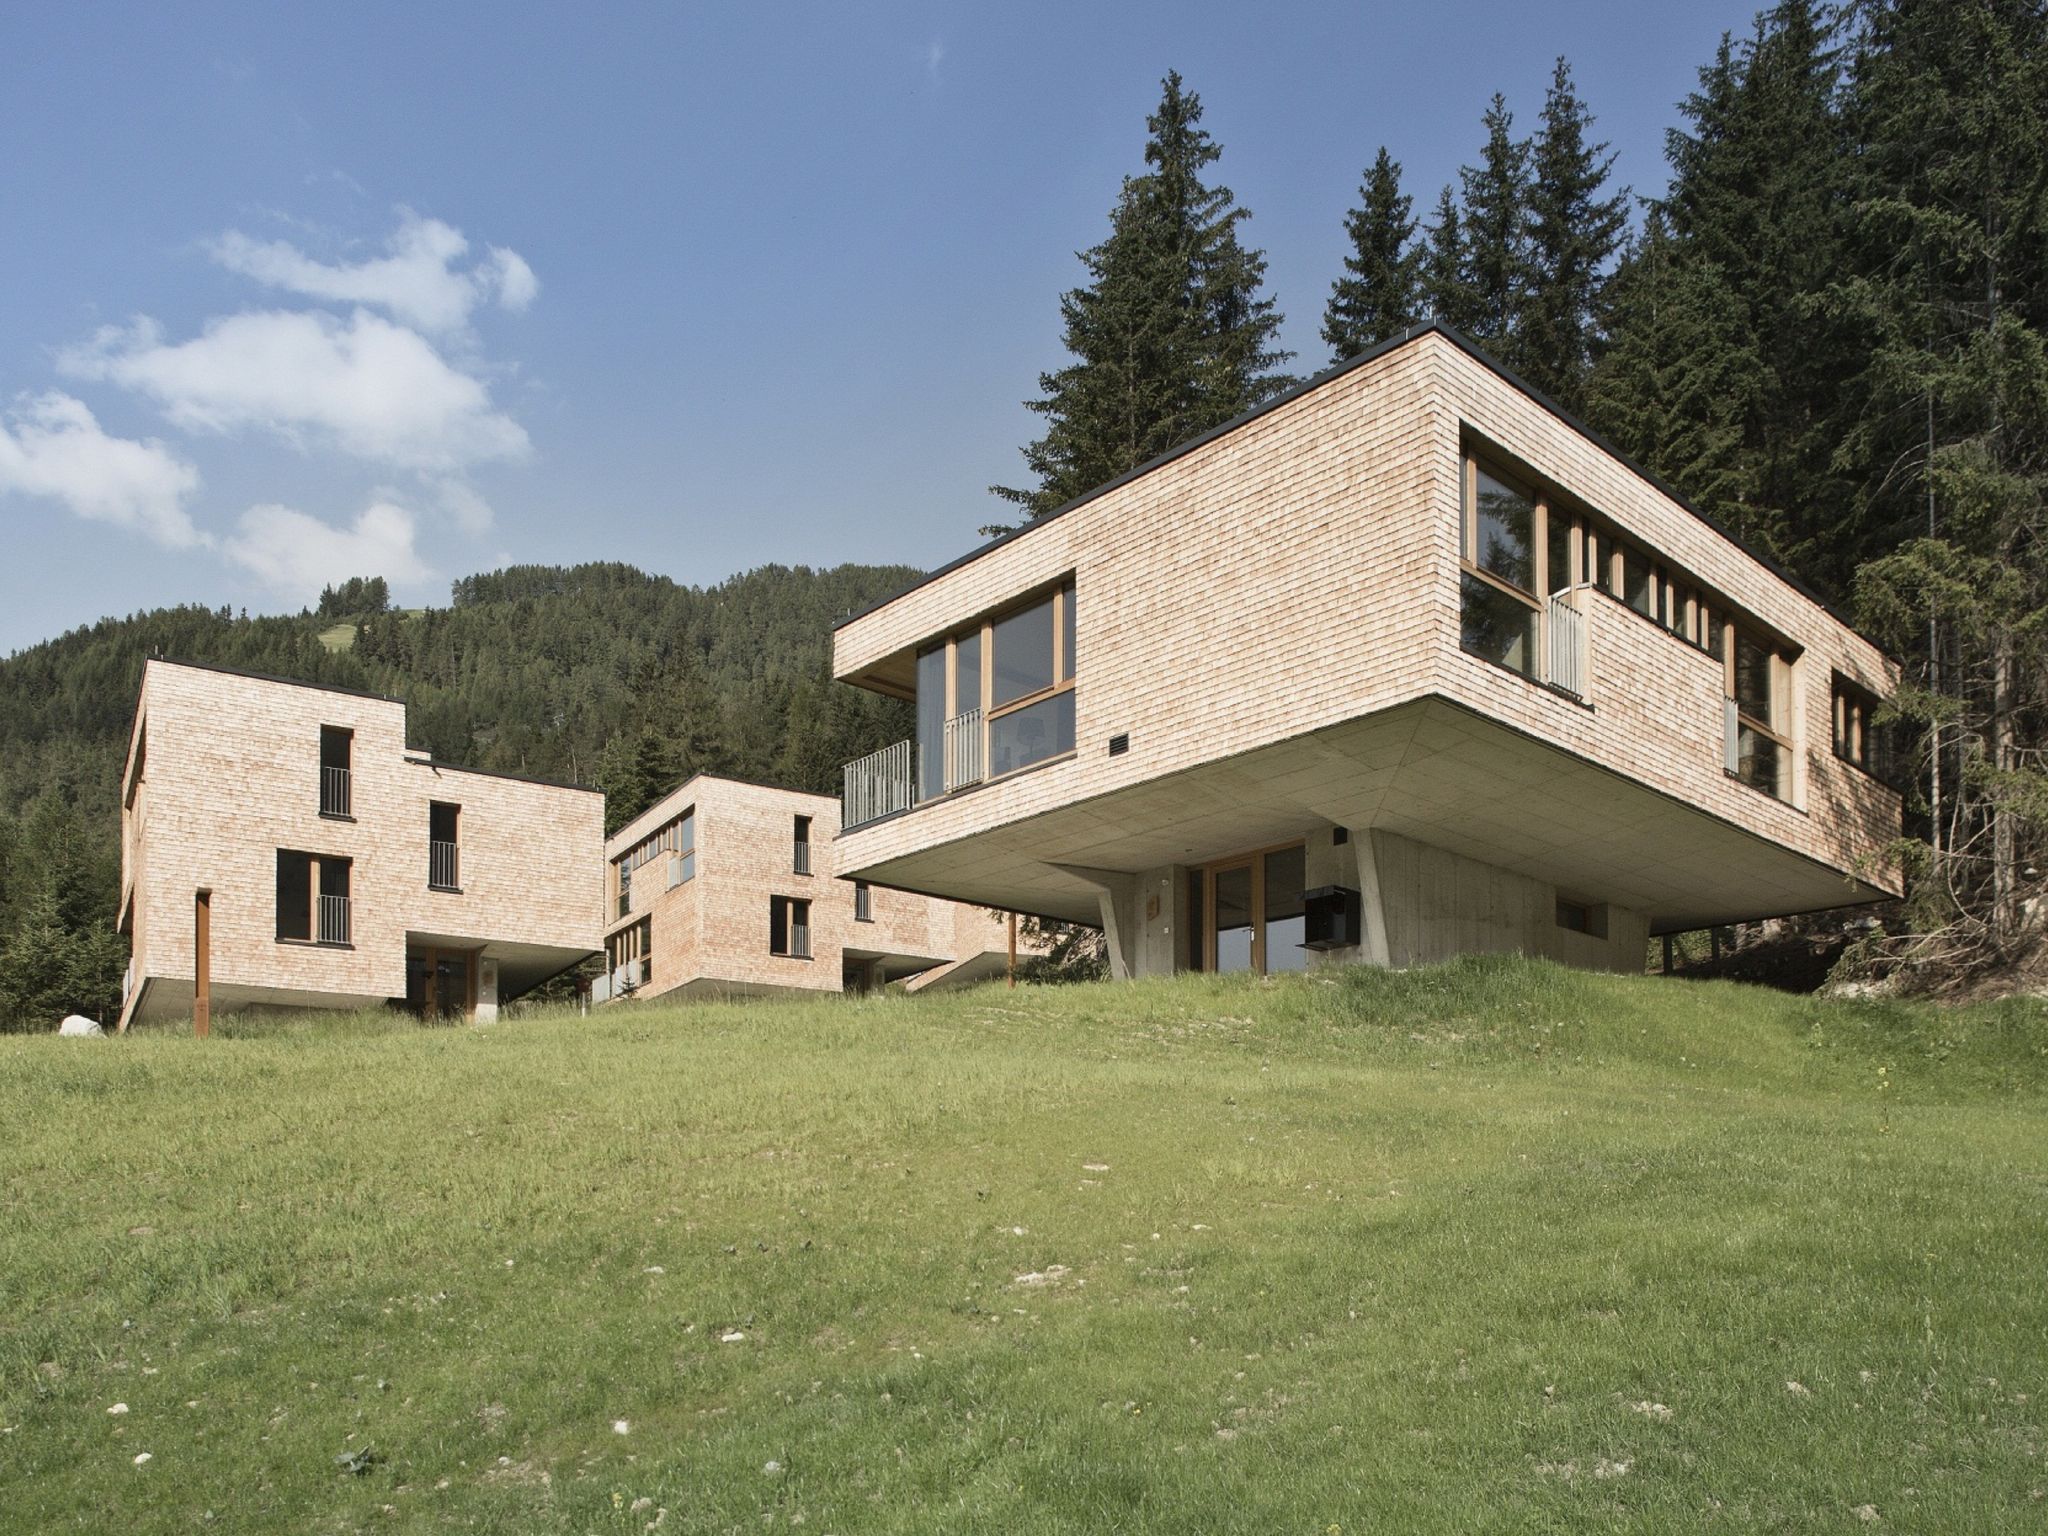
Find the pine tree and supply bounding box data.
[1322,148,1421,362]
[993,72,1291,523]
[1585,210,1762,524]
[1460,94,1531,356]
[1420,185,1480,333]
[1521,58,1630,410]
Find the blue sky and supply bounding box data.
[0,1,1763,655]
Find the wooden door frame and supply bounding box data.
[1198,838,1305,975]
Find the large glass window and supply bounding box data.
[1262,845,1307,974]
[1460,454,1545,682]
[1728,625,1793,800]
[988,689,1075,778]
[1461,572,1539,679]
[1212,864,1254,974]
[912,580,1077,797]
[992,597,1056,707]
[1470,463,1535,591]
[955,630,981,716]
[916,644,948,801]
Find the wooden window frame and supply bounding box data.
[923,577,1078,790]
[1195,838,1307,975]
[1726,622,1796,799]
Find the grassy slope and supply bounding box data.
[2,958,2043,1534]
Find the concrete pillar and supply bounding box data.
[474,956,500,1024]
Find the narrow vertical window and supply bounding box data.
[854,880,873,922]
[429,802,460,890]
[1458,454,1540,679]
[276,850,312,940]
[319,726,352,817]
[770,895,812,958]
[793,814,812,875]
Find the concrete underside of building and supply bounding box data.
[843,695,1894,978]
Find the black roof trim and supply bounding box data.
[149,655,405,705]
[833,320,1874,646]
[407,757,601,795]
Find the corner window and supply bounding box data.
[770,895,812,959]
[1459,454,1541,680]
[914,579,1077,796]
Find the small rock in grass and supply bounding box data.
[107,1403,129,1416]
[631,1497,652,1512]
[721,1330,746,1343]
[1630,1400,1674,1422]
[132,1452,152,1466]
[763,1460,782,1475]
[1786,1380,1813,1398]
[644,1266,665,1275]
[612,1420,631,1436]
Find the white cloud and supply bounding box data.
[208,211,539,334]
[62,308,532,473]
[224,498,428,599]
[431,477,495,535]
[0,391,205,548]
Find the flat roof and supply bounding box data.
[142,657,595,793]
[834,320,1874,647]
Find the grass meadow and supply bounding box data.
[2,957,2044,1532]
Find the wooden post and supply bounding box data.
[193,889,211,1039]
[1007,912,1017,989]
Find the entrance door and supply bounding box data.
[406,946,476,1020]
[1199,842,1307,975]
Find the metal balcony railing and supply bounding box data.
[321,765,352,818]
[316,893,351,946]
[430,839,460,891]
[944,707,983,791]
[1546,591,1587,701]
[841,709,991,833]
[843,738,914,830]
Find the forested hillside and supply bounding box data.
[0,563,918,1027]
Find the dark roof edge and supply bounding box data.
[406,757,602,795]
[148,655,405,705]
[832,320,1879,652]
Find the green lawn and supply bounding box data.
[3,958,2044,1532]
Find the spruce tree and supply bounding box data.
[994,71,1291,523]
[1420,185,1480,333]
[1459,94,1532,357]
[1521,58,1630,410]
[1322,148,1420,362]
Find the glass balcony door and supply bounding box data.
[1198,841,1307,975]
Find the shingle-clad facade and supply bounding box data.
[830,325,1903,979]
[118,659,603,1029]
[598,774,1032,1002]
